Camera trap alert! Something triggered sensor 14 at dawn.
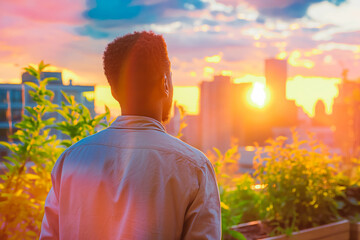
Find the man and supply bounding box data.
[40,31,221,240]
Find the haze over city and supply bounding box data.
[1,0,360,116]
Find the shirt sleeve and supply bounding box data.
[181,160,221,240]
[40,151,66,240]
[40,187,59,240]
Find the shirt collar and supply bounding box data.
[109,115,166,133]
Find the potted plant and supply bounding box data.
[233,132,349,239]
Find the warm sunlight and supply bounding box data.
[95,86,199,116]
[248,82,268,108]
[172,86,199,114]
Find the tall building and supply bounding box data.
[164,103,201,149]
[265,59,297,128]
[198,59,298,153]
[0,72,95,145]
[265,59,287,104]
[332,72,360,157]
[199,75,233,153]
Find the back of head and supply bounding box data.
[103,31,171,107]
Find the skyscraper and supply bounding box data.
[265,59,287,104]
[195,59,298,154]
[199,75,233,153]
[332,77,360,157]
[265,59,297,128]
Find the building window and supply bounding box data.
[0,89,7,103]
[61,91,78,103]
[11,109,22,122]
[10,89,22,103]
[0,109,7,122]
[0,128,9,141]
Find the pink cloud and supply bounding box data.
[0,0,85,24]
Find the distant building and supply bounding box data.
[312,100,331,127]
[332,71,360,157]
[199,75,233,153]
[0,72,95,146]
[165,103,201,149]
[265,59,297,128]
[181,115,201,149]
[265,59,287,104]
[197,59,298,153]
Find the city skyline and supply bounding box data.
[1,0,359,116]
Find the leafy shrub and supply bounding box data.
[254,132,343,236]
[336,157,360,222]
[208,146,260,240]
[0,62,110,239]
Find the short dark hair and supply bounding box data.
[103,31,171,100]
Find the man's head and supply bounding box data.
[103,31,173,122]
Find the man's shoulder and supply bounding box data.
[61,130,105,155]
[62,128,209,168]
[162,133,209,168]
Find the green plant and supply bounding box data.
[209,146,260,240]
[254,132,343,236]
[55,91,111,147]
[0,62,62,239]
[220,174,261,240]
[174,103,187,139]
[0,61,110,239]
[336,157,360,222]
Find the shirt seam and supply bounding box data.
[108,127,166,133]
[66,142,205,168]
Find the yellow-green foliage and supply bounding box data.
[209,146,260,240]
[254,132,343,236]
[336,157,360,222]
[0,62,110,239]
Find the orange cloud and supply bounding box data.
[288,50,315,69]
[205,53,223,63]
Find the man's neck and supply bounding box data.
[121,109,162,123]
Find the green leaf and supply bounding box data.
[228,230,247,240]
[24,66,39,78]
[38,60,50,72]
[0,141,12,149]
[40,77,58,89]
[3,162,14,171]
[42,118,56,126]
[104,105,110,122]
[25,106,37,116]
[3,156,20,167]
[25,82,39,89]
[213,147,222,159]
[61,90,72,104]
[60,140,73,148]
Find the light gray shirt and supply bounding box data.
[40,115,221,240]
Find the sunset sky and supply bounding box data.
[1,0,360,117]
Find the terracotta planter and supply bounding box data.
[350,222,360,240]
[232,220,350,240]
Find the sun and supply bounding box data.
[248,82,269,108]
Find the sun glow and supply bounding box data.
[248,82,269,108]
[94,86,200,117]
